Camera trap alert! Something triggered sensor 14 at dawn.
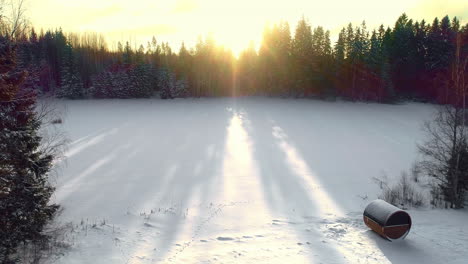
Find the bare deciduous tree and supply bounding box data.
[418,31,468,208]
[0,0,28,39]
[419,106,467,208]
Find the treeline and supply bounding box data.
[240,14,468,103]
[9,13,468,103]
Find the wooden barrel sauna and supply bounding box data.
[363,199,412,240]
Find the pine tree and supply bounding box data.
[345,23,354,58]
[335,28,346,62]
[379,27,395,100]
[321,30,334,97]
[29,28,41,65]
[177,42,191,83]
[238,41,258,95]
[135,44,145,64]
[413,20,430,98]
[292,17,313,96]
[439,16,457,103]
[258,22,292,96]
[113,65,132,98]
[426,16,457,103]
[368,30,382,99]
[347,25,361,99]
[158,68,175,99]
[90,70,112,98]
[53,29,67,88]
[57,43,84,99]
[427,17,441,71]
[390,13,417,96]
[123,41,132,65]
[0,36,59,262]
[273,22,292,95]
[129,63,154,98]
[175,77,189,97]
[334,28,346,95]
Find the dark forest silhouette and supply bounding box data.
[3,13,468,104]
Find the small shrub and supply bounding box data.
[429,182,444,208]
[410,162,421,183]
[380,186,400,206]
[374,172,426,208]
[15,221,74,264]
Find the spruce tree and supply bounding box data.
[368,30,382,99]
[413,20,429,97]
[335,28,346,62]
[57,43,84,99]
[381,27,395,100]
[292,17,313,96]
[176,42,191,87]
[135,45,145,64]
[123,42,132,65]
[238,41,258,95]
[90,70,112,98]
[390,14,417,95]
[345,23,354,58]
[334,28,346,95]
[0,37,59,262]
[129,63,153,98]
[158,68,174,99]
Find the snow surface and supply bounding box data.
[50,98,468,264]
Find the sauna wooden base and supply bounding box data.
[364,215,410,240]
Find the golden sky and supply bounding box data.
[28,0,468,54]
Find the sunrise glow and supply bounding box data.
[29,0,468,54]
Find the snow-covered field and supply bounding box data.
[51,98,468,264]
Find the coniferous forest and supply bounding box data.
[4,13,468,104]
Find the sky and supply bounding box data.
[28,0,468,55]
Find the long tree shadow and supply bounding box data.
[239,101,346,262]
[102,99,233,262]
[55,99,233,263]
[247,98,421,212]
[239,98,438,263]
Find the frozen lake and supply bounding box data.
[51,98,468,264]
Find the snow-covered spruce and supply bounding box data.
[0,37,59,263]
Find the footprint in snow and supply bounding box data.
[217,237,234,241]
